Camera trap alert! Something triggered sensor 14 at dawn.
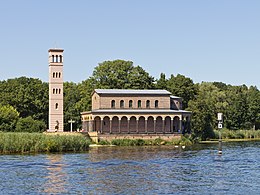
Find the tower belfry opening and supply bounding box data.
[48,48,64,132]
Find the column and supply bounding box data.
[100,119,103,134]
[171,119,174,133]
[162,119,165,134]
[110,119,112,134]
[145,119,148,133]
[127,119,130,134]
[119,119,121,134]
[179,119,182,133]
[136,119,138,133]
[153,120,156,133]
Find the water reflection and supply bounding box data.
[42,154,68,194]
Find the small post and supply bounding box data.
[217,113,223,155]
[68,119,75,132]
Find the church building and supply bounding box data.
[81,89,191,141]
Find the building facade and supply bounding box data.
[81,89,191,136]
[48,48,64,132]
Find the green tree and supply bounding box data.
[15,116,46,132]
[0,105,19,131]
[187,82,228,140]
[156,73,168,89]
[0,77,48,124]
[63,82,82,131]
[90,60,155,89]
[167,74,197,109]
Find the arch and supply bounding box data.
[129,116,137,133]
[129,100,133,108]
[165,116,171,133]
[120,100,124,108]
[155,116,163,133]
[155,100,159,108]
[111,100,115,108]
[55,103,58,110]
[138,100,142,108]
[120,116,128,133]
[146,100,150,108]
[94,116,101,132]
[52,55,55,62]
[60,55,63,63]
[102,116,110,133]
[56,72,58,78]
[59,88,61,94]
[53,72,55,78]
[53,88,55,94]
[56,88,58,94]
[111,116,119,133]
[55,55,58,62]
[59,72,61,78]
[138,116,145,133]
[173,116,180,133]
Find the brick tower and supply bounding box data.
[48,48,64,132]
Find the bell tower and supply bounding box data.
[48,48,64,132]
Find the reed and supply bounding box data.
[0,132,90,154]
[214,129,260,140]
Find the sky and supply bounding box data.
[0,0,259,88]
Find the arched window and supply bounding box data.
[111,100,115,108]
[53,88,55,94]
[129,100,133,108]
[55,103,58,109]
[53,72,55,78]
[59,89,61,94]
[60,55,62,63]
[52,55,54,62]
[146,100,150,108]
[120,100,124,108]
[56,55,58,62]
[56,88,58,94]
[56,72,58,78]
[138,100,142,108]
[155,100,159,108]
[59,72,61,78]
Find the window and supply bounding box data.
[56,72,58,78]
[60,55,63,63]
[55,103,58,109]
[129,100,133,108]
[111,100,115,108]
[59,72,61,78]
[120,100,124,108]
[146,100,150,108]
[56,55,58,62]
[56,89,58,94]
[53,88,55,94]
[155,100,159,108]
[53,72,55,78]
[59,89,61,94]
[138,100,141,108]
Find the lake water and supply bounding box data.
[0,141,259,194]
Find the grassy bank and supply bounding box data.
[0,132,90,154]
[213,129,260,140]
[98,136,193,147]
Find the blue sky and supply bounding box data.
[0,1,259,88]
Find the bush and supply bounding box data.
[15,117,46,132]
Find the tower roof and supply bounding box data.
[48,48,64,52]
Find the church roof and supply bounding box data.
[94,89,171,95]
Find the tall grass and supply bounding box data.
[99,136,193,146]
[0,132,90,154]
[213,129,260,139]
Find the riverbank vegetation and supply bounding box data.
[0,132,90,154]
[0,60,259,140]
[213,129,260,140]
[98,136,193,147]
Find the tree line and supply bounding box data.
[0,60,259,139]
